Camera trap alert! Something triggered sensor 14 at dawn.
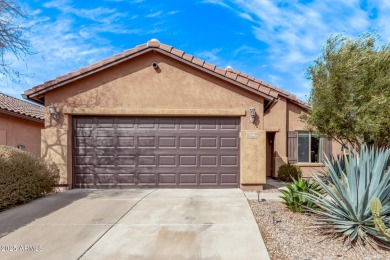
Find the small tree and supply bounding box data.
[0,0,32,83]
[303,33,390,148]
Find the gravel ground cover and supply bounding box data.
[249,200,389,259]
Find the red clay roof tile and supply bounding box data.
[236,76,249,85]
[192,58,205,66]
[203,62,216,71]
[247,80,260,89]
[183,53,194,62]
[159,43,173,52]
[171,48,185,57]
[0,93,44,120]
[226,71,238,80]
[214,67,226,76]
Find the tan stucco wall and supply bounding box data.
[41,52,266,187]
[0,113,43,157]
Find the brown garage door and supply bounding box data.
[73,117,240,188]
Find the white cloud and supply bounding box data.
[44,0,127,23]
[196,48,222,63]
[205,0,389,98]
[146,11,162,18]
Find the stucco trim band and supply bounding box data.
[63,108,246,117]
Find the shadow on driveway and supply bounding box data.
[0,190,88,238]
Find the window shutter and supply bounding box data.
[288,131,298,164]
[322,137,333,161]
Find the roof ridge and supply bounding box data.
[25,39,309,109]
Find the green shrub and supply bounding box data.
[280,177,324,212]
[303,145,390,247]
[277,164,302,182]
[0,145,60,211]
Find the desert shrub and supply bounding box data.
[278,164,302,182]
[280,177,324,212]
[0,145,60,211]
[303,145,390,247]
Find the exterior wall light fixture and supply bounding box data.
[49,103,59,122]
[249,107,256,123]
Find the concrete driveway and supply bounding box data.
[0,189,269,260]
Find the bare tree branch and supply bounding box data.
[0,0,32,83]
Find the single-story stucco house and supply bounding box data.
[24,39,340,189]
[0,93,44,157]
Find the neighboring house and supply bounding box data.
[0,93,44,157]
[24,39,340,189]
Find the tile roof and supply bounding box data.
[0,93,44,121]
[25,39,309,109]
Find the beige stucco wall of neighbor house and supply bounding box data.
[0,113,43,157]
[40,52,267,187]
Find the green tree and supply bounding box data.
[0,0,31,83]
[304,33,390,148]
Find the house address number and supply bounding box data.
[246,132,258,139]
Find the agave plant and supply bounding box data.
[303,145,390,246]
[280,177,324,212]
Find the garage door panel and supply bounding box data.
[74,147,94,155]
[138,118,156,129]
[220,155,238,166]
[158,155,176,166]
[96,118,114,127]
[75,156,94,166]
[179,155,197,166]
[200,156,217,166]
[138,173,157,184]
[117,137,135,147]
[200,173,218,185]
[75,137,94,147]
[179,119,197,130]
[117,118,135,128]
[74,173,94,184]
[158,173,176,185]
[220,173,238,184]
[73,117,240,188]
[179,173,197,185]
[158,119,176,129]
[75,118,94,127]
[221,137,238,148]
[179,137,197,148]
[97,156,115,166]
[200,137,217,148]
[220,119,239,130]
[199,119,218,130]
[138,155,156,166]
[116,156,135,166]
[95,129,115,137]
[158,137,176,148]
[138,136,156,148]
[95,174,115,184]
[117,174,136,184]
[95,137,114,147]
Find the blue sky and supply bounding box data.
[2,0,389,101]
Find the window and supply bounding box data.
[297,132,321,163]
[288,131,332,164]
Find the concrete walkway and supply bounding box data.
[244,178,285,201]
[0,189,269,260]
